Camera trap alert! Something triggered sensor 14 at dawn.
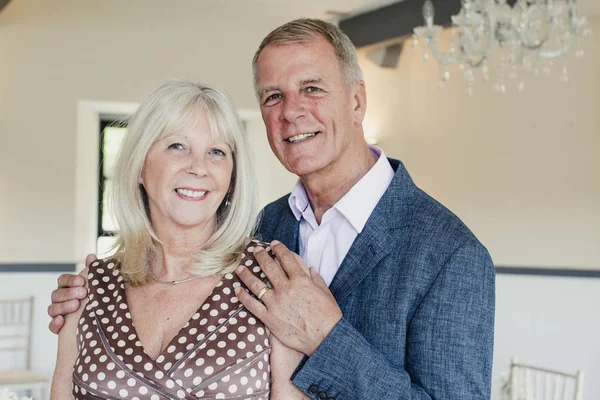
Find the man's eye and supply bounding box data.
[168,143,184,150]
[264,93,281,104]
[306,86,321,93]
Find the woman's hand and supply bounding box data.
[269,333,310,399]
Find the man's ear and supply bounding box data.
[352,80,367,125]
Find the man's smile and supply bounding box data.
[286,131,320,143]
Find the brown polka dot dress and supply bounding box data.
[72,240,271,399]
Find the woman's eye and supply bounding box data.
[210,148,226,156]
[168,143,184,150]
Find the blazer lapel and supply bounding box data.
[329,160,414,303]
[272,208,300,253]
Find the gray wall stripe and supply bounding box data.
[494,266,600,278]
[0,264,598,278]
[0,263,76,272]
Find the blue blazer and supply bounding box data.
[257,158,495,400]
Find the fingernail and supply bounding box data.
[234,286,240,295]
[76,288,86,297]
[75,276,84,286]
[271,240,281,246]
[236,265,244,274]
[253,246,265,253]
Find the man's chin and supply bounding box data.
[285,160,326,179]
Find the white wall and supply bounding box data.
[358,16,600,399]
[494,275,599,399]
[0,0,307,263]
[360,23,600,270]
[0,0,598,398]
[0,274,63,378]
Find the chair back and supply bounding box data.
[510,357,584,400]
[0,297,34,370]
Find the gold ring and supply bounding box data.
[257,286,271,301]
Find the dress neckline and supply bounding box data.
[123,272,227,363]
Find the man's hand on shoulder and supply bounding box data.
[235,241,342,356]
[48,254,97,334]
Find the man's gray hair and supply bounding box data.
[252,18,363,91]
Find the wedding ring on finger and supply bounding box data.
[257,286,271,301]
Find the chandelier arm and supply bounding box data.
[517,28,551,51]
[537,34,574,58]
[414,25,470,64]
[518,3,582,58]
[463,10,494,68]
[515,3,552,51]
[420,35,488,68]
[423,39,467,64]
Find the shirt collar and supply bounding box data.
[287,145,394,233]
[288,180,310,222]
[334,146,394,233]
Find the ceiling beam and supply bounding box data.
[339,0,517,49]
[0,0,12,14]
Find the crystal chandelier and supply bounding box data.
[412,0,593,94]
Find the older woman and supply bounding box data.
[50,81,306,399]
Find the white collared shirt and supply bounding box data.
[287,146,395,286]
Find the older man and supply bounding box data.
[49,19,495,400]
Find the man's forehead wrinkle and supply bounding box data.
[299,76,324,86]
[258,75,326,97]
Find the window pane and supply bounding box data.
[101,179,117,232]
[102,126,127,179]
[97,236,117,259]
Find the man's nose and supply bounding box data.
[280,93,306,122]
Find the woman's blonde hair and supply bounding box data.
[109,80,259,285]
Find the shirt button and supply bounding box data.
[308,385,319,394]
[318,392,328,399]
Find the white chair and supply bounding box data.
[0,297,48,399]
[509,357,583,400]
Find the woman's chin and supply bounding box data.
[171,216,217,231]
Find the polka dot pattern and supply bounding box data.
[72,240,271,399]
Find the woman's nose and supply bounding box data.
[187,153,208,176]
